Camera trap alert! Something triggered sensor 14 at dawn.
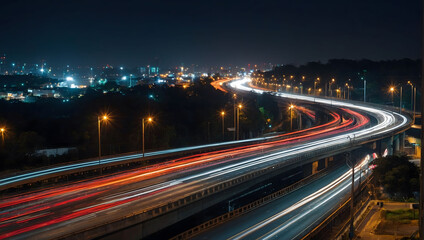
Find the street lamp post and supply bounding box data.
[142,117,153,157]
[289,105,295,131]
[390,87,395,106]
[233,94,237,141]
[408,81,414,110]
[363,77,366,102]
[329,78,335,97]
[345,83,350,100]
[314,77,320,95]
[408,81,415,122]
[221,111,225,140]
[237,104,242,140]
[345,152,355,239]
[0,128,4,145]
[98,115,108,174]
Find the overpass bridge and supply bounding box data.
[0,78,411,240]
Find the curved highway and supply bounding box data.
[0,78,410,239]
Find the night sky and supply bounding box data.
[0,0,421,68]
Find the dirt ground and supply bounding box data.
[355,201,418,240]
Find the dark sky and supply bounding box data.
[0,0,421,68]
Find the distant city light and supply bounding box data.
[40,68,45,73]
[120,67,124,70]
[121,76,127,80]
[66,76,74,81]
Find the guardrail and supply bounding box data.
[59,140,362,239]
[170,166,333,240]
[301,176,373,240]
[59,133,400,240]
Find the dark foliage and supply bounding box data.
[372,155,419,199]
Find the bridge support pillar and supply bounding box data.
[312,161,319,174]
[394,135,400,153]
[389,135,394,155]
[298,112,302,130]
[400,132,405,152]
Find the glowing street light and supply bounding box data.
[142,117,153,157]
[0,127,5,145]
[389,86,395,105]
[345,83,350,100]
[289,105,295,131]
[233,94,237,140]
[314,78,320,95]
[407,81,416,123]
[329,78,335,97]
[237,104,242,140]
[221,111,225,140]
[98,115,109,173]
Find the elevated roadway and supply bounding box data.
[0,78,410,239]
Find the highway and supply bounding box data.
[194,154,372,240]
[0,78,410,239]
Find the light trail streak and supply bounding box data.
[228,155,371,240]
[0,111,344,209]
[0,109,363,239]
[0,78,408,239]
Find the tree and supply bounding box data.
[372,155,419,199]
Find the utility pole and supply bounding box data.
[346,152,355,239]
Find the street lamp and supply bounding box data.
[237,104,242,140]
[221,111,225,140]
[233,94,237,141]
[345,83,350,100]
[329,78,335,97]
[314,78,320,95]
[0,127,5,145]
[408,81,415,122]
[345,152,355,239]
[142,117,153,157]
[390,87,395,106]
[289,104,295,131]
[98,115,108,173]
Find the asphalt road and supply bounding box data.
[0,78,409,239]
[194,163,368,240]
